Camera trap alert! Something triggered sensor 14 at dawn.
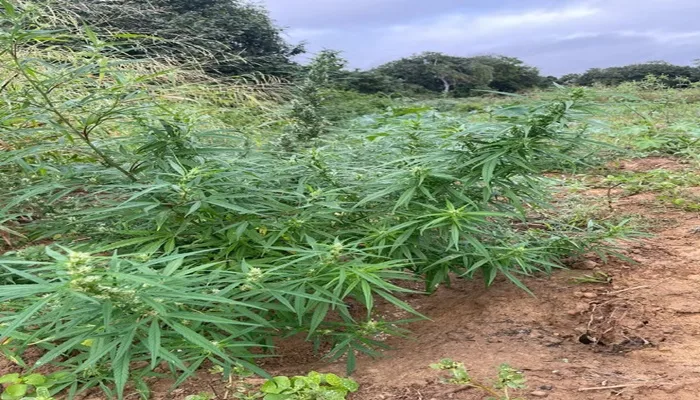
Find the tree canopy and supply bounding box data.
[561,62,700,87]
[371,52,545,96]
[58,0,304,76]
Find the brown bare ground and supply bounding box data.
[614,156,689,172]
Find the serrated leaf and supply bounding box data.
[148,320,161,370]
[186,201,202,217]
[113,337,134,400]
[164,238,176,253]
[168,159,186,176]
[114,360,130,400]
[307,303,330,337]
[0,296,53,342]
[346,349,356,375]
[168,322,230,361]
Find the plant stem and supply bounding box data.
[9,47,138,182]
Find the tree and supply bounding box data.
[573,62,700,87]
[56,0,304,76]
[375,52,494,96]
[337,70,403,94]
[421,52,470,94]
[557,73,582,86]
[470,56,541,92]
[539,76,558,88]
[374,52,542,96]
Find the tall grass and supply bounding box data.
[0,2,632,398]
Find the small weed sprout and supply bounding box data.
[430,360,527,400]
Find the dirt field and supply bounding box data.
[3,156,700,400]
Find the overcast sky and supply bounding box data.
[260,0,700,76]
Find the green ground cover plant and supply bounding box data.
[0,371,71,400]
[259,372,358,400]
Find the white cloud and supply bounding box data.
[386,5,601,44]
[618,30,700,45]
[286,28,335,41]
[262,0,401,25]
[555,30,700,45]
[472,6,599,34]
[555,32,602,41]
